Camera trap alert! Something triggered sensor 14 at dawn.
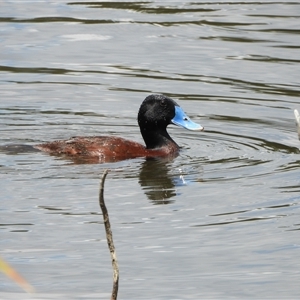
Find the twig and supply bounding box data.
[0,256,35,294]
[294,109,300,139]
[99,169,119,300]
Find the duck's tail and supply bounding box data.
[0,144,40,154]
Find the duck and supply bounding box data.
[34,94,204,162]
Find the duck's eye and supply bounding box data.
[160,100,167,107]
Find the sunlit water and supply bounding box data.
[1,1,300,299]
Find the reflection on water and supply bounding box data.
[139,158,177,204]
[1,0,300,299]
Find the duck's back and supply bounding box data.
[34,136,178,162]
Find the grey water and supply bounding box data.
[1,1,300,299]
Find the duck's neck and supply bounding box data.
[140,128,179,150]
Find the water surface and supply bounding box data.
[1,1,300,299]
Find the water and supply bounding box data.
[1,1,300,299]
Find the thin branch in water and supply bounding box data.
[99,169,119,300]
[294,109,300,140]
[0,256,35,294]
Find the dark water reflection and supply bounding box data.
[139,158,177,204]
[1,0,300,299]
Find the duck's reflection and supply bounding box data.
[138,156,178,204]
[1,143,182,204]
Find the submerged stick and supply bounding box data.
[99,169,119,300]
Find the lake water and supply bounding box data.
[1,1,300,299]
